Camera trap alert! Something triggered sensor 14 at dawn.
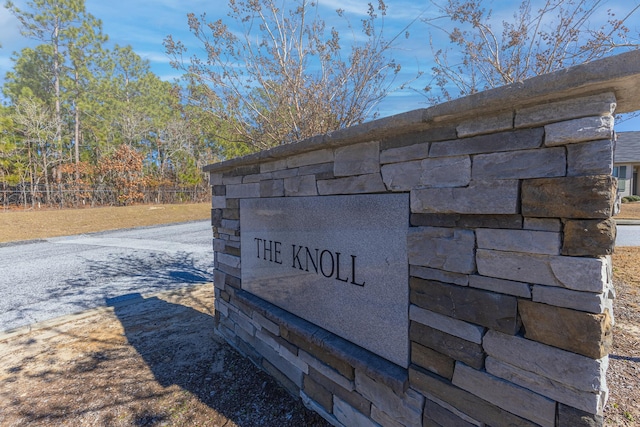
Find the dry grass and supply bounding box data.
[0,285,328,427]
[606,247,640,426]
[0,203,211,243]
[618,202,640,220]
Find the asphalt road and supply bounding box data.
[615,225,640,247]
[0,221,213,332]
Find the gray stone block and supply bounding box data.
[355,371,424,427]
[253,311,280,336]
[532,285,607,314]
[382,156,471,191]
[411,180,519,214]
[411,277,519,334]
[287,149,334,168]
[476,228,561,255]
[429,128,543,157]
[468,275,531,298]
[423,396,479,427]
[452,362,556,427]
[243,172,272,183]
[308,366,370,415]
[515,92,616,128]
[222,175,242,185]
[409,265,469,286]
[303,374,333,412]
[408,227,476,274]
[380,142,429,164]
[263,359,301,397]
[411,342,455,380]
[410,305,484,344]
[371,405,405,427]
[381,127,456,151]
[486,356,606,414]
[410,321,484,369]
[409,366,539,427]
[483,330,608,393]
[411,213,523,229]
[567,139,614,176]
[260,179,285,197]
[317,173,386,195]
[457,111,514,137]
[300,350,355,391]
[557,403,604,427]
[254,333,305,388]
[226,182,261,198]
[283,175,318,196]
[523,217,561,232]
[260,158,287,173]
[476,249,609,293]
[300,392,342,427]
[471,147,566,180]
[298,162,334,177]
[334,141,380,177]
[212,185,226,196]
[210,172,223,185]
[216,252,241,269]
[333,395,378,427]
[545,115,614,146]
[212,196,226,209]
[272,167,299,179]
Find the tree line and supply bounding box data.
[0,0,222,208]
[1,0,638,209]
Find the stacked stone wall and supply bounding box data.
[207,83,624,426]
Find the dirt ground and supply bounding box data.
[0,285,329,427]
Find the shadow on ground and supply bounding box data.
[107,292,329,426]
[0,285,328,426]
[3,250,212,332]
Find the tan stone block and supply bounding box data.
[519,300,612,359]
[562,219,616,256]
[303,375,333,413]
[521,175,616,219]
[411,342,455,380]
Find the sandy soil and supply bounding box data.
[0,285,328,427]
[605,247,640,426]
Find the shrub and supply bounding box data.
[622,195,640,203]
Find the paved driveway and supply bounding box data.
[616,224,640,247]
[0,221,213,332]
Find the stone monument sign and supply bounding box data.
[205,51,640,427]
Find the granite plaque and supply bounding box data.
[240,194,409,367]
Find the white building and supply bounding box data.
[614,131,640,197]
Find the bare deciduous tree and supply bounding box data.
[164,0,419,151]
[423,0,640,102]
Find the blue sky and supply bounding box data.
[0,0,638,130]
